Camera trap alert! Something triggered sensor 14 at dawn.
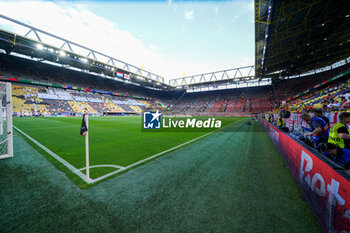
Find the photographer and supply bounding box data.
[323,143,350,171]
[300,109,330,149]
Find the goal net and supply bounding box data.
[0,82,13,159]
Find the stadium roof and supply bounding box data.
[169,66,255,86]
[168,66,272,92]
[255,0,350,79]
[0,14,173,91]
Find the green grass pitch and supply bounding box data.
[2,117,322,232]
[14,116,242,187]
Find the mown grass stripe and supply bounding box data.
[92,119,243,183]
[13,125,87,182]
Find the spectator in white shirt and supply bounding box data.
[343,91,350,101]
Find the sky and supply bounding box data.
[0,0,254,82]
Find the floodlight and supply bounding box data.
[36,44,44,50]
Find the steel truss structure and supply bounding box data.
[169,66,272,92]
[185,78,272,93]
[169,66,255,86]
[0,14,171,90]
[255,0,350,79]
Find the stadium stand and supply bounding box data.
[0,54,180,100]
[273,63,350,102]
[275,73,350,114]
[0,54,173,116]
[11,83,155,116]
[9,60,349,117]
[262,71,350,173]
[171,86,274,115]
[6,49,350,121]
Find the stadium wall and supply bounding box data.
[259,118,350,233]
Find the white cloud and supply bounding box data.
[185,10,194,20]
[215,7,219,15]
[241,1,254,23]
[247,1,254,12]
[149,44,159,51]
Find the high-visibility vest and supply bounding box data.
[277,117,285,127]
[328,122,350,148]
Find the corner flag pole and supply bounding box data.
[80,112,90,183]
[85,114,90,183]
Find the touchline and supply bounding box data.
[162,118,222,128]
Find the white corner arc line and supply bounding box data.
[14,126,87,181]
[78,164,125,171]
[91,119,244,183]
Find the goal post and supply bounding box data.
[0,82,13,159]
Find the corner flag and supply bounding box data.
[80,113,88,135]
[80,113,90,183]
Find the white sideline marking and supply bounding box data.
[13,126,88,182]
[78,164,125,171]
[91,119,244,183]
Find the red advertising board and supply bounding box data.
[260,119,350,232]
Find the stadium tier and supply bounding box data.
[4,50,349,117]
[8,64,350,116]
[171,86,274,115]
[11,83,159,116]
[286,80,350,113]
[0,54,170,116]
[0,53,178,103]
[273,63,350,102]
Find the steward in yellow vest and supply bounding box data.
[277,117,285,127]
[328,112,350,149]
[268,114,273,123]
